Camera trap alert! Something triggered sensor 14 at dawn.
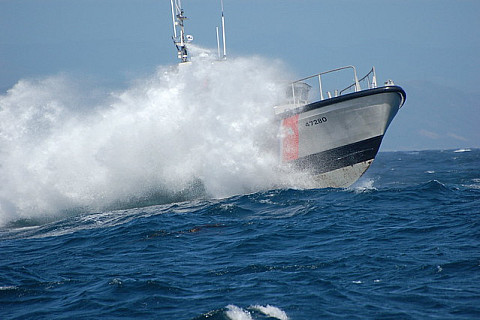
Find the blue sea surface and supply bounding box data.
[1,149,479,319]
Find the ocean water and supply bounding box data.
[1,50,480,319]
[1,149,479,319]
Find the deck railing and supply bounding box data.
[288,66,377,108]
[339,67,377,95]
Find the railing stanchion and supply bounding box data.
[318,75,324,101]
[353,66,361,92]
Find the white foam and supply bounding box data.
[225,305,253,320]
[349,178,377,193]
[453,148,471,153]
[251,304,289,320]
[0,285,17,290]
[0,48,315,226]
[466,178,480,189]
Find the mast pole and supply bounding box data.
[170,0,177,38]
[170,0,191,63]
[221,0,227,59]
[216,27,221,59]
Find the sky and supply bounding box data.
[1,0,479,151]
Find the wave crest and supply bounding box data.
[0,51,311,226]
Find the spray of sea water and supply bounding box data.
[0,47,317,227]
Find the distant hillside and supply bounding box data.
[381,80,480,151]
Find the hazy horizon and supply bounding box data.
[1,0,479,151]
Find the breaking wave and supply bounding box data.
[0,47,314,226]
[193,304,289,320]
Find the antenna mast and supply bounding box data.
[221,0,227,59]
[170,0,193,63]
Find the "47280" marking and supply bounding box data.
[305,117,327,127]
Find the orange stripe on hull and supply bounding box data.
[281,114,299,161]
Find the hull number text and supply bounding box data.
[305,117,327,127]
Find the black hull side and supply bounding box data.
[292,135,383,175]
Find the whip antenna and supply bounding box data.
[221,0,227,59]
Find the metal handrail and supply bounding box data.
[290,66,359,105]
[339,67,377,95]
[288,66,377,107]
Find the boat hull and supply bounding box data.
[278,86,406,188]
